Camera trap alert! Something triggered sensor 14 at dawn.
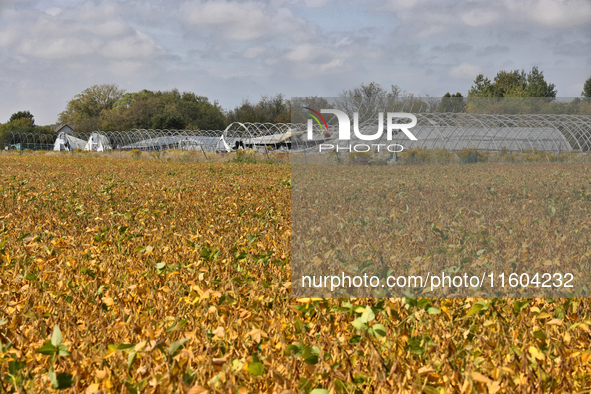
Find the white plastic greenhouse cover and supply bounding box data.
[120,135,234,152]
[243,129,304,145]
[85,132,112,151]
[215,135,231,152]
[53,132,87,151]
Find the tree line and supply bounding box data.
[2,68,591,145]
[0,111,54,148]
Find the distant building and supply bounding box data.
[51,124,76,134]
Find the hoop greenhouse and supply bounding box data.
[6,113,591,153]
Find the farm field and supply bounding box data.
[1,155,591,393]
[292,161,591,298]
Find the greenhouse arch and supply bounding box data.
[5,113,591,153]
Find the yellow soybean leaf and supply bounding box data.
[471,372,492,383]
[529,346,544,360]
[546,319,563,325]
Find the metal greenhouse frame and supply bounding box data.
[6,113,591,154]
[43,123,306,152]
[291,113,591,153]
[8,132,56,151]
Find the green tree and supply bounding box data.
[335,82,430,123]
[151,109,186,130]
[9,110,35,125]
[226,94,290,124]
[105,90,159,130]
[256,94,291,123]
[525,66,556,97]
[103,88,226,131]
[175,91,226,130]
[468,67,556,98]
[0,117,54,149]
[467,67,557,114]
[0,118,35,147]
[469,74,493,97]
[582,76,591,98]
[438,92,466,112]
[58,84,126,132]
[226,100,260,123]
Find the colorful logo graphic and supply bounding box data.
[303,107,329,134]
[302,108,418,153]
[304,108,417,142]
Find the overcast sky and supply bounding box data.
[0,0,590,125]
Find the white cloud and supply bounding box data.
[394,0,422,9]
[389,0,591,31]
[284,44,319,61]
[102,31,164,59]
[108,60,145,77]
[319,58,343,72]
[44,7,61,16]
[242,46,268,59]
[449,62,480,79]
[335,37,352,47]
[303,0,330,8]
[89,21,131,37]
[72,1,119,22]
[0,26,18,47]
[181,0,274,41]
[180,0,313,42]
[507,0,591,28]
[19,37,95,59]
[461,10,500,27]
[3,3,164,61]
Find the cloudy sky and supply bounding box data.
[0,0,590,125]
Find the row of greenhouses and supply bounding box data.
[7,114,591,153]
